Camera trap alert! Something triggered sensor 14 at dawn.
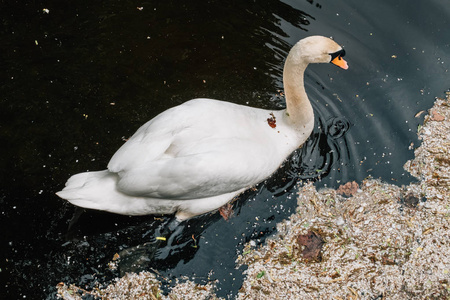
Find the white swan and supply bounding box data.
[56,36,348,221]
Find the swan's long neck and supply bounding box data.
[283,52,314,128]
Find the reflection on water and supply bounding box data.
[1,0,450,298]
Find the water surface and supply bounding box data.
[1,0,449,298]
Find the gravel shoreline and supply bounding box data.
[57,94,450,299]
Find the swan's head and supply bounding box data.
[291,36,348,69]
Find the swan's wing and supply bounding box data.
[113,136,271,199]
[107,105,181,173]
[107,100,278,200]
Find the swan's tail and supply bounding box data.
[56,170,119,212]
[56,170,178,216]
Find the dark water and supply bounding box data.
[1,0,449,298]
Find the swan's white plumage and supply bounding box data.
[56,36,347,220]
[109,99,301,199]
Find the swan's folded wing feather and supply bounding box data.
[113,137,273,199]
[108,105,183,173]
[107,98,279,200]
[107,132,173,173]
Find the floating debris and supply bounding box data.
[336,181,359,196]
[57,94,450,299]
[219,202,234,221]
[296,230,324,262]
[415,110,426,118]
[237,94,450,299]
[431,110,445,121]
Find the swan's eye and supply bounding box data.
[329,49,346,61]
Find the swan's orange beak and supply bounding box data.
[331,56,348,70]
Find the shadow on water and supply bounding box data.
[1,0,450,299]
